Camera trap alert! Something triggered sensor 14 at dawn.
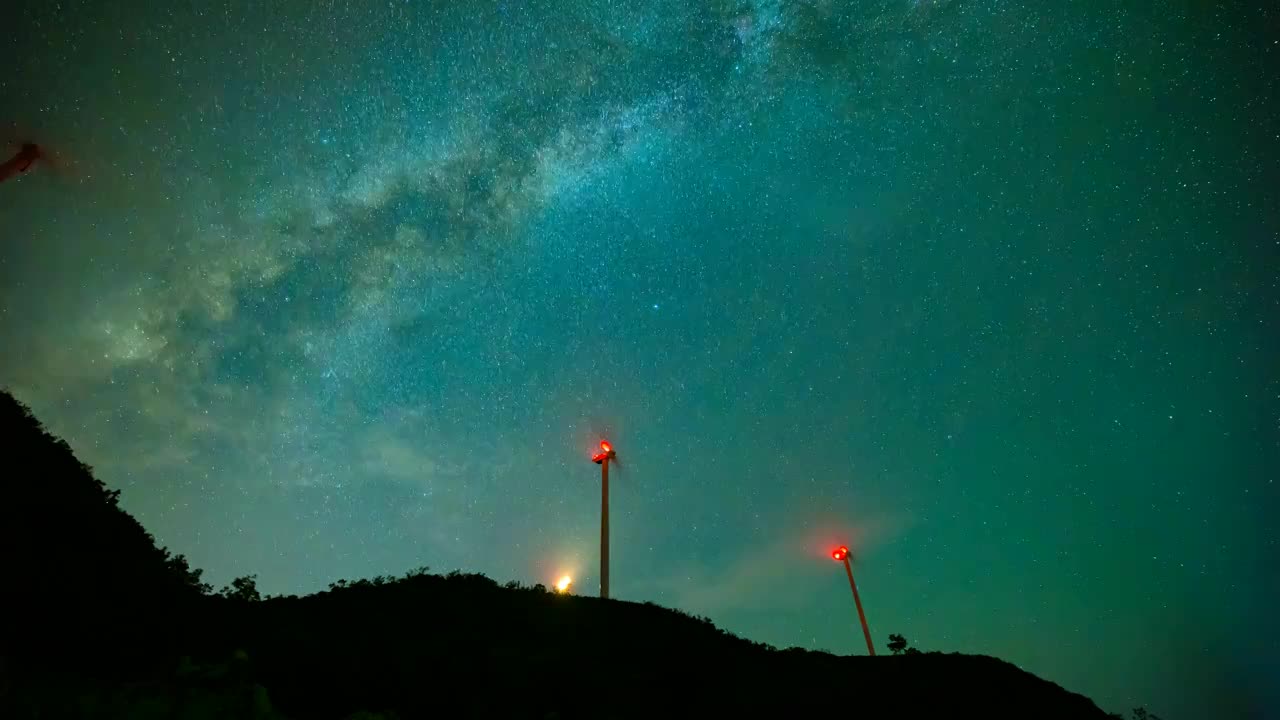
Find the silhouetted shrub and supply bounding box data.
[887,633,908,654]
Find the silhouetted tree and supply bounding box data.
[166,553,214,595]
[222,575,262,602]
[887,633,909,655]
[1108,708,1162,720]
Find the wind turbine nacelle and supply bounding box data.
[592,440,615,464]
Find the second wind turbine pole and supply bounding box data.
[832,545,876,656]
[591,440,616,599]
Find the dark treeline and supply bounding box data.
[1,390,1128,719]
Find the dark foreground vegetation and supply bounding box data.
[1,390,1124,719]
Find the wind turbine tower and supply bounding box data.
[591,440,616,599]
[832,545,876,656]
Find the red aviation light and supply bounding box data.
[593,439,614,464]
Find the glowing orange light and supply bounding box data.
[555,575,572,593]
[592,440,614,464]
[832,546,849,561]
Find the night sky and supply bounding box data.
[2,1,1276,718]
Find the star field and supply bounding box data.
[1,2,1276,718]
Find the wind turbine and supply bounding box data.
[590,439,616,599]
[831,545,876,656]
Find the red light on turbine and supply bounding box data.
[591,452,608,464]
[600,440,613,453]
[832,546,849,561]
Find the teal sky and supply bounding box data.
[1,2,1275,718]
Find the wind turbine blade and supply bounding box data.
[0,124,83,184]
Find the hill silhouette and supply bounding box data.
[0,389,1116,719]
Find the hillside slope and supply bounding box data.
[0,389,1112,719]
[1,391,209,671]
[189,574,1111,719]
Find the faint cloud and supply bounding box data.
[653,511,912,615]
[662,532,828,614]
[358,422,469,491]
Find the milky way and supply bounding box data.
[1,2,1276,718]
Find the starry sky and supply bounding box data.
[2,1,1276,717]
